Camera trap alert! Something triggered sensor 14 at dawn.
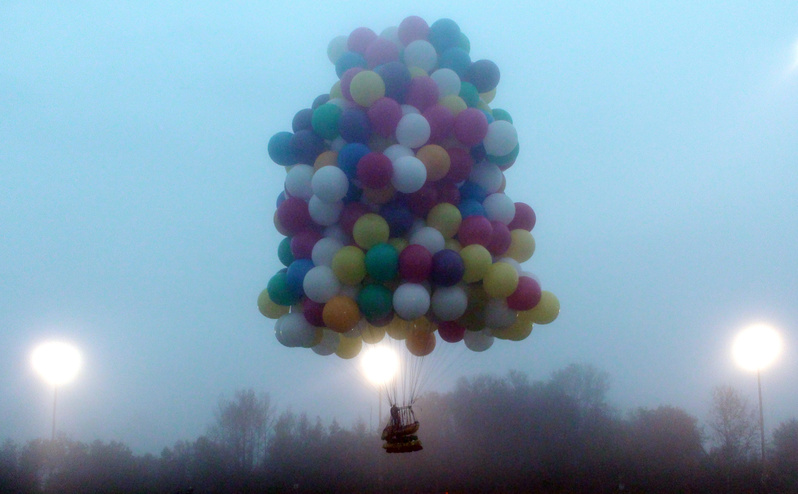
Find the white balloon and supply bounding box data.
[312,329,340,356]
[395,113,430,149]
[311,237,344,267]
[463,329,494,352]
[277,313,318,348]
[311,165,349,203]
[469,161,503,194]
[303,266,341,303]
[327,35,348,64]
[484,298,518,329]
[482,193,516,225]
[309,195,343,226]
[391,155,427,193]
[323,224,351,245]
[393,283,431,320]
[403,40,438,73]
[431,285,468,321]
[400,104,421,115]
[330,136,346,151]
[483,120,518,157]
[409,226,445,254]
[430,68,461,98]
[379,26,402,47]
[285,165,314,200]
[383,144,414,163]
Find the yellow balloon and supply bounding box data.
[331,246,366,285]
[480,87,497,104]
[444,238,462,252]
[360,324,386,344]
[427,203,462,238]
[460,244,492,283]
[408,67,428,78]
[388,237,408,253]
[257,289,290,319]
[353,213,390,250]
[527,291,559,324]
[385,315,410,340]
[330,80,343,99]
[505,230,536,263]
[483,262,519,298]
[314,150,338,170]
[440,94,467,115]
[335,334,363,359]
[350,71,385,107]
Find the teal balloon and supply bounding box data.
[459,82,480,108]
[278,237,294,267]
[458,32,470,54]
[267,270,301,306]
[488,144,520,165]
[311,103,342,140]
[491,108,513,123]
[365,243,399,282]
[357,284,393,320]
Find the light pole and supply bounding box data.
[31,341,82,441]
[732,323,782,489]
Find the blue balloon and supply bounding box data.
[292,108,313,132]
[374,61,411,103]
[380,201,414,237]
[268,131,295,166]
[344,181,363,204]
[337,143,371,179]
[458,198,486,218]
[459,181,488,202]
[335,51,367,78]
[286,259,315,298]
[290,129,325,164]
[439,47,471,77]
[339,108,371,143]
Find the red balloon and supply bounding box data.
[277,197,312,235]
[398,244,433,282]
[486,220,511,256]
[437,181,461,205]
[506,276,542,311]
[357,152,393,189]
[339,202,370,234]
[406,183,439,217]
[508,202,536,231]
[457,215,493,247]
[453,108,488,147]
[291,229,322,259]
[445,147,473,183]
[303,298,326,327]
[438,320,466,343]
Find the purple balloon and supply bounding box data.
[374,61,411,103]
[292,108,313,132]
[405,76,439,112]
[290,129,325,164]
[465,59,501,93]
[339,108,372,143]
[431,249,465,287]
[365,37,400,68]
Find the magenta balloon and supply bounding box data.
[291,229,323,259]
[445,147,473,183]
[348,27,377,54]
[453,108,489,147]
[339,202,370,235]
[506,276,542,311]
[365,37,400,68]
[507,202,536,231]
[398,16,429,45]
[423,104,455,143]
[457,215,493,247]
[277,197,312,235]
[406,182,440,217]
[438,320,466,343]
[405,76,439,112]
[303,298,326,327]
[367,97,403,137]
[357,152,393,189]
[486,220,511,256]
[398,244,433,282]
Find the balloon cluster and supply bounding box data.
[259,16,559,360]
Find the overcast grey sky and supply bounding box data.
[2,1,797,454]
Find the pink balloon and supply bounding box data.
[341,67,364,103]
[506,276,542,311]
[438,320,466,343]
[457,215,493,247]
[405,76,439,112]
[291,229,323,259]
[398,244,433,282]
[357,152,393,189]
[507,202,536,231]
[277,197,312,235]
[365,37,400,68]
[453,108,489,147]
[423,104,455,143]
[367,97,402,137]
[486,220,511,256]
[398,16,429,45]
[348,27,377,54]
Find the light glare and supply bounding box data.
[361,346,399,385]
[732,323,782,372]
[31,341,82,386]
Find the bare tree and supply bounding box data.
[208,389,275,474]
[708,385,759,463]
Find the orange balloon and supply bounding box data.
[362,185,396,205]
[416,144,451,182]
[314,150,338,170]
[406,330,436,356]
[322,295,361,333]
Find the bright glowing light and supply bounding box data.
[732,323,782,372]
[31,341,82,386]
[361,346,399,385]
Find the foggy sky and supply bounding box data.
[2,1,797,453]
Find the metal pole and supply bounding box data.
[51,387,57,442]
[757,369,766,489]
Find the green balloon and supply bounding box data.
[278,237,294,267]
[311,103,342,140]
[364,243,399,282]
[457,32,470,54]
[357,284,393,320]
[459,82,480,108]
[267,270,300,306]
[491,108,513,123]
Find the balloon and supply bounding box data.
[257,289,290,319]
[339,202,370,235]
[431,285,468,321]
[337,143,371,179]
[526,291,559,324]
[331,245,367,285]
[484,298,517,329]
[338,107,371,143]
[278,236,294,267]
[426,202,462,238]
[374,61,411,102]
[465,59,500,93]
[311,103,342,140]
[458,215,493,247]
[406,330,436,357]
[327,35,349,65]
[430,68,461,98]
[285,165,314,200]
[453,108,488,146]
[267,269,302,306]
[311,165,349,203]
[409,226,445,254]
[430,249,464,286]
[323,295,361,333]
[393,283,430,320]
[357,152,393,189]
[463,329,494,352]
[415,144,450,182]
[507,202,536,231]
[362,185,395,205]
[349,70,385,107]
[285,259,315,298]
[483,120,518,157]
[398,244,433,282]
[428,18,461,53]
[314,150,338,170]
[365,242,399,282]
[360,322,387,344]
[395,113,431,149]
[311,237,343,267]
[506,276,542,311]
[486,220,512,256]
[404,76,439,111]
[439,47,471,77]
[423,104,454,143]
[445,147,473,183]
[303,265,341,303]
[302,298,325,327]
[348,27,377,54]
[352,213,390,249]
[278,313,321,348]
[438,320,466,342]
[483,262,519,298]
[290,129,325,164]
[335,333,363,358]
[308,196,343,226]
[469,162,503,194]
[357,283,394,320]
[380,201,414,237]
[398,15,429,45]
[505,229,535,263]
[439,94,467,115]
[335,51,367,78]
[391,155,427,193]
[383,143,414,163]
[312,329,340,356]
[459,244,492,283]
[364,37,400,68]
[367,97,402,137]
[268,131,295,166]
[458,82,480,107]
[403,40,438,73]
[482,193,516,225]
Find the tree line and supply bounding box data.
[2,364,797,493]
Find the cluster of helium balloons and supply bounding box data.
[259,16,559,360]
